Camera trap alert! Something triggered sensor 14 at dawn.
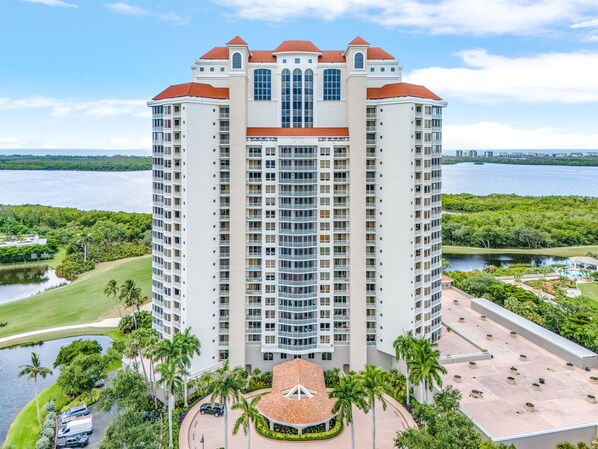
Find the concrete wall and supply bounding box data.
[471,297,598,369]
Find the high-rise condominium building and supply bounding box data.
[148,37,446,375]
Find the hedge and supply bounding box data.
[255,416,343,441]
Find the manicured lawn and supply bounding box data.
[2,382,70,449]
[579,282,598,305]
[443,245,598,257]
[0,247,66,271]
[0,327,116,349]
[0,256,151,339]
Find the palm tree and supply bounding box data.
[330,373,369,449]
[76,232,93,263]
[408,338,447,403]
[119,279,143,326]
[17,352,53,431]
[209,360,246,449]
[360,365,388,449]
[103,279,122,318]
[124,330,150,384]
[157,361,183,449]
[174,328,201,407]
[232,396,264,449]
[393,330,417,406]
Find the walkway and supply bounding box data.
[180,393,416,449]
[0,303,151,347]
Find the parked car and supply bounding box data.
[61,405,90,424]
[58,416,93,438]
[94,378,106,388]
[55,434,89,448]
[200,402,224,417]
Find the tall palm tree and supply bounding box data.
[330,373,369,449]
[17,352,53,431]
[360,365,388,449]
[119,279,143,326]
[174,328,201,407]
[232,396,264,449]
[393,331,417,406]
[124,330,150,383]
[157,361,183,449]
[103,279,122,318]
[209,360,246,449]
[408,339,447,403]
[76,232,93,263]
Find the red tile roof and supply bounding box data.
[273,40,322,53]
[200,47,228,60]
[367,47,395,60]
[226,36,248,46]
[247,127,349,137]
[319,50,345,63]
[257,359,336,426]
[367,82,442,101]
[152,82,229,100]
[348,36,370,46]
[249,50,277,63]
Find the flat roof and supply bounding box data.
[439,288,598,438]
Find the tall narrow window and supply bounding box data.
[323,69,341,101]
[254,69,271,101]
[304,69,313,128]
[292,69,303,128]
[354,52,364,69]
[281,69,291,128]
[232,52,242,69]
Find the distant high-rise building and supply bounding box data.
[467,150,478,157]
[484,151,494,157]
[148,37,447,374]
[455,150,464,157]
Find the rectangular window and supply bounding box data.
[323,69,341,101]
[254,69,272,101]
[295,58,300,63]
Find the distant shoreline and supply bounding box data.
[442,156,598,167]
[0,155,151,171]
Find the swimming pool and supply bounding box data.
[562,269,589,278]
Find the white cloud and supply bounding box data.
[405,49,598,103]
[444,122,598,150]
[105,2,188,25]
[215,0,598,35]
[0,96,150,118]
[571,17,598,28]
[22,0,78,7]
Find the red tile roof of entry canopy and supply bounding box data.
[367,83,442,101]
[152,82,229,100]
[273,40,322,53]
[247,127,349,137]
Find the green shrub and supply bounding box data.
[61,389,101,412]
[255,417,343,441]
[41,427,55,440]
[43,401,55,413]
[118,311,152,334]
[35,436,52,449]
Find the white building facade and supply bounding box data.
[148,37,446,374]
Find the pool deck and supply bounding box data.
[439,288,598,439]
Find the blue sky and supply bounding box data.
[1,0,598,151]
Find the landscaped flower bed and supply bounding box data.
[255,417,343,441]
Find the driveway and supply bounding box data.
[180,394,416,449]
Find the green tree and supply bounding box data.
[17,352,53,431]
[119,279,144,318]
[53,339,103,368]
[329,373,369,449]
[174,327,201,407]
[232,396,264,449]
[408,339,446,403]
[360,365,388,449]
[208,360,246,449]
[99,409,160,449]
[98,368,150,414]
[57,353,107,397]
[393,330,417,406]
[103,279,122,318]
[75,232,93,263]
[157,361,183,449]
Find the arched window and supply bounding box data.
[281,69,291,128]
[292,69,303,128]
[232,52,242,69]
[323,69,341,101]
[254,69,271,101]
[354,52,364,70]
[304,69,313,128]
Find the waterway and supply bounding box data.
[0,335,111,444]
[0,163,596,214]
[0,266,68,304]
[443,253,568,272]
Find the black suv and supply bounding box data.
[199,402,224,417]
[56,434,89,448]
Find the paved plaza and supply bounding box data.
[180,394,416,449]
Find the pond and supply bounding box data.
[0,265,68,305]
[443,253,568,272]
[0,335,112,444]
